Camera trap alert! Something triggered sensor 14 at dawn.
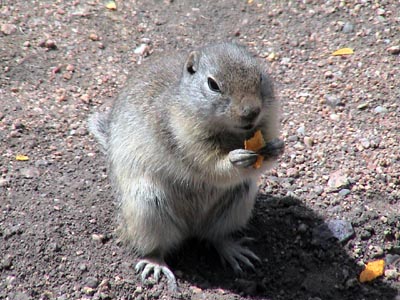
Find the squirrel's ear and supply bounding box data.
[184,51,199,75]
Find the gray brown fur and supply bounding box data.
[88,42,284,289]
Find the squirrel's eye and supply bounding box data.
[207,77,221,93]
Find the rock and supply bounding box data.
[359,138,370,149]
[1,23,17,35]
[376,8,386,16]
[20,167,40,179]
[384,269,399,280]
[325,94,341,108]
[91,233,106,243]
[89,33,100,41]
[303,136,313,147]
[374,106,388,114]
[324,70,333,79]
[82,286,96,296]
[7,292,30,300]
[0,178,9,187]
[85,276,99,288]
[338,189,350,197]
[1,254,13,270]
[66,64,75,72]
[387,45,400,55]
[235,278,260,295]
[370,245,384,258]
[3,225,22,239]
[296,125,305,136]
[330,113,340,121]
[48,242,61,252]
[327,170,349,191]
[357,103,369,110]
[39,39,57,50]
[314,186,324,196]
[312,220,354,246]
[78,263,88,271]
[298,223,308,233]
[385,254,400,265]
[342,22,354,33]
[134,44,150,56]
[286,168,299,178]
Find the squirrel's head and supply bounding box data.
[179,43,275,134]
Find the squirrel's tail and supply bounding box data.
[87,111,110,153]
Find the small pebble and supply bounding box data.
[78,263,88,271]
[330,113,340,121]
[328,170,349,191]
[325,94,341,108]
[298,223,308,233]
[1,254,13,270]
[45,39,57,50]
[314,186,324,196]
[133,286,143,296]
[385,254,400,265]
[0,178,9,187]
[359,138,370,149]
[296,125,305,135]
[85,276,99,288]
[48,242,61,252]
[387,45,400,55]
[89,33,100,41]
[374,106,388,114]
[370,245,384,258]
[66,64,75,72]
[338,189,350,197]
[357,103,369,110]
[1,23,17,35]
[20,167,40,179]
[376,8,386,16]
[360,229,372,240]
[92,233,106,243]
[303,136,313,147]
[342,22,354,33]
[82,286,96,296]
[324,71,333,79]
[286,168,299,178]
[384,269,399,280]
[312,220,354,247]
[134,44,150,56]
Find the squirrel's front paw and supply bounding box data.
[229,149,259,168]
[258,138,285,160]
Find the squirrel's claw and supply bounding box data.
[229,149,259,168]
[135,259,178,291]
[215,239,260,274]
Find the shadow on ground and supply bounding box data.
[171,195,397,300]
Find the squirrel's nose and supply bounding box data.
[240,106,261,122]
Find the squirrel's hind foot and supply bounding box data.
[135,258,178,291]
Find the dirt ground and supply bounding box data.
[1,1,399,299]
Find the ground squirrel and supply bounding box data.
[88,42,284,290]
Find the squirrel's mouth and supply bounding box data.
[237,123,255,131]
[241,124,253,130]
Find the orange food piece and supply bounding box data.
[244,130,265,169]
[332,47,354,56]
[359,259,385,283]
[16,154,29,161]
